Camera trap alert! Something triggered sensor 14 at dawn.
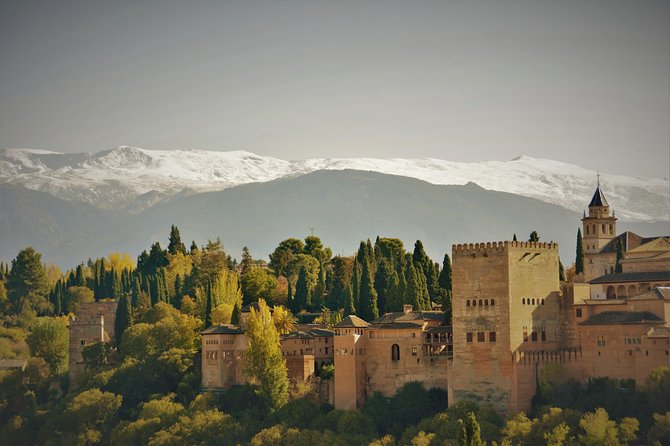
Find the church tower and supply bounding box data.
[581,182,617,254]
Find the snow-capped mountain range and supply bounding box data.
[1,146,668,222]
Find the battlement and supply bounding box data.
[452,241,559,257]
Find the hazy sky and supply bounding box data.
[1,0,668,178]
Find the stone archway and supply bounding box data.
[606,286,616,299]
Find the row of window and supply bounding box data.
[624,337,641,345]
[465,299,495,307]
[523,330,547,342]
[465,331,497,343]
[205,339,218,345]
[584,223,613,236]
[335,347,365,356]
[521,298,545,306]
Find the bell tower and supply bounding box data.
[581,178,617,254]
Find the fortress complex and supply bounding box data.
[332,185,669,415]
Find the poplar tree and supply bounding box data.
[205,281,213,328]
[244,299,288,410]
[359,259,379,321]
[131,277,141,308]
[351,259,360,313]
[575,228,585,275]
[114,293,132,347]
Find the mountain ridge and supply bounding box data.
[1,146,668,222]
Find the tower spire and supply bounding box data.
[597,170,601,188]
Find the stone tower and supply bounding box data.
[581,184,617,255]
[449,241,562,415]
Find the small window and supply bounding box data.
[541,331,546,342]
[541,299,545,305]
[80,339,87,346]
[473,300,477,307]
[392,344,400,361]
[489,332,497,343]
[490,299,495,306]
[602,224,606,233]
[466,300,470,307]
[478,299,483,306]
[466,332,473,343]
[586,225,589,235]
[484,299,488,306]
[477,332,485,342]
[411,347,418,356]
[523,331,528,342]
[522,298,526,305]
[325,347,328,354]
[576,308,582,318]
[531,331,538,342]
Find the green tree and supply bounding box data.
[268,238,304,278]
[26,317,69,374]
[241,267,278,305]
[458,412,483,446]
[231,302,241,325]
[114,293,133,347]
[359,259,379,321]
[7,247,50,314]
[293,267,311,311]
[240,246,254,275]
[559,259,565,282]
[244,299,289,410]
[204,282,213,328]
[615,238,624,273]
[438,254,452,292]
[343,284,355,316]
[578,408,618,446]
[64,286,94,314]
[576,228,585,276]
[168,225,187,255]
[529,231,540,242]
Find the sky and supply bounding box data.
[1,0,668,179]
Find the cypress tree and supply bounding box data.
[286,280,294,313]
[131,277,141,308]
[168,225,187,255]
[294,266,311,312]
[205,281,213,328]
[240,246,253,275]
[359,259,379,321]
[438,254,452,292]
[110,269,121,299]
[513,234,517,242]
[231,302,241,325]
[559,259,565,282]
[75,264,85,287]
[615,238,624,273]
[343,284,355,316]
[351,259,360,313]
[575,228,585,275]
[149,275,158,306]
[114,293,132,347]
[190,241,198,255]
[404,261,422,311]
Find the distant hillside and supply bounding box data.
[1,171,667,268]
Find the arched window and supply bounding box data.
[541,299,545,305]
[472,300,477,306]
[522,298,526,305]
[586,225,589,235]
[391,344,400,361]
[592,224,596,234]
[466,300,470,307]
[602,224,606,233]
[484,299,489,306]
[532,298,536,305]
[478,299,483,306]
[490,299,495,306]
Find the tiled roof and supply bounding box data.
[334,315,370,328]
[589,271,670,284]
[281,331,314,340]
[627,237,670,253]
[371,311,444,325]
[307,328,335,337]
[201,324,245,335]
[628,287,670,301]
[581,311,663,325]
[425,326,452,334]
[368,322,423,330]
[588,187,609,207]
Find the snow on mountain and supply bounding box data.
[1,146,668,222]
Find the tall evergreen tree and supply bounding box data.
[343,284,355,316]
[205,281,213,328]
[458,412,483,446]
[438,254,452,292]
[293,267,311,312]
[174,274,183,308]
[513,233,518,241]
[286,280,294,313]
[190,240,198,255]
[110,269,121,299]
[75,264,85,287]
[231,302,241,325]
[131,277,141,309]
[529,231,540,242]
[359,259,379,321]
[615,238,624,273]
[559,259,566,282]
[404,261,422,311]
[575,228,585,275]
[351,259,360,313]
[114,293,132,347]
[240,246,254,275]
[167,225,187,255]
[7,247,50,313]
